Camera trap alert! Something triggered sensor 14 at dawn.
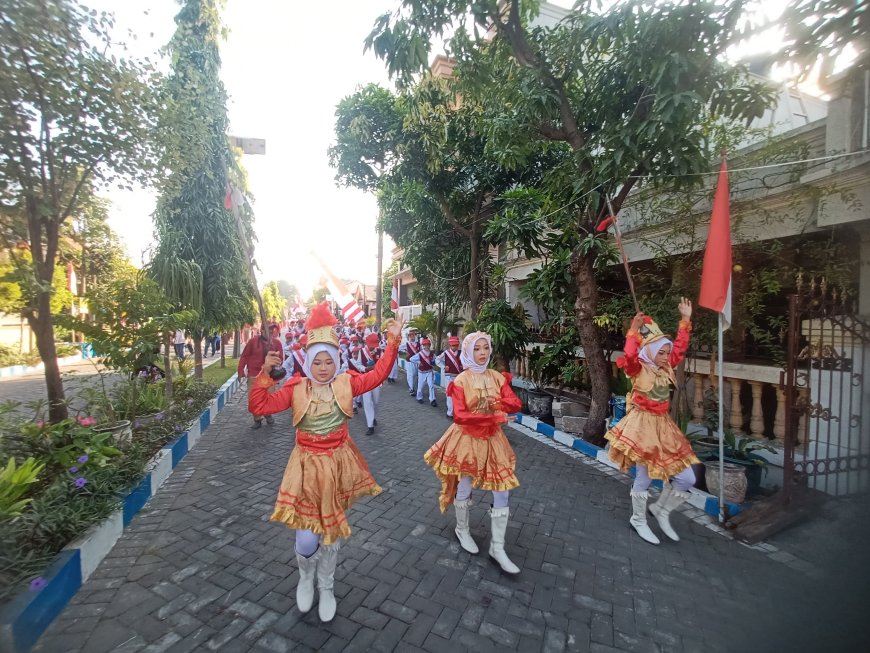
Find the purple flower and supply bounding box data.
[74,477,87,488]
[186,399,193,405]
[68,466,79,474]
[29,577,47,591]
[154,413,164,421]
[133,420,140,429]
[77,455,89,464]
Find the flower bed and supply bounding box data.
[0,378,218,606]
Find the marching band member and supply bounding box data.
[238,323,284,429]
[435,336,463,418]
[400,328,421,396]
[356,333,384,435]
[410,337,437,407]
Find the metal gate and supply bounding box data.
[782,277,870,497]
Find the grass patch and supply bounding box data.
[201,357,238,386]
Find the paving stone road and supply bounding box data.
[32,374,869,653]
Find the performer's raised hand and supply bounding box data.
[629,312,646,332]
[678,297,692,320]
[264,351,281,373]
[385,313,405,339]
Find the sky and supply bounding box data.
[89,0,823,300]
[91,0,409,298]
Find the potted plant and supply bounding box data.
[701,430,777,499]
[80,374,132,445]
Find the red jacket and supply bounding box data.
[238,336,283,377]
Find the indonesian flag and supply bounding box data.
[311,251,366,324]
[698,159,732,330]
[390,277,399,310]
[292,295,305,315]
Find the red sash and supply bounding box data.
[293,351,306,374]
[296,423,349,454]
[444,350,462,374]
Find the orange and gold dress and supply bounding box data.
[424,369,523,512]
[249,338,398,544]
[605,321,699,480]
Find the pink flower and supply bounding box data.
[35,420,45,428]
[77,416,97,427]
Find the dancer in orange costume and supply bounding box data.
[605,297,699,545]
[250,302,404,621]
[423,331,523,574]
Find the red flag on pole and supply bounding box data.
[390,277,399,310]
[698,159,732,330]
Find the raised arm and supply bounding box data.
[669,298,693,368]
[350,315,405,396]
[248,371,300,416]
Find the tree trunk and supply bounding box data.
[573,253,609,445]
[29,291,67,423]
[164,330,173,405]
[193,334,203,380]
[233,329,241,358]
[220,332,226,368]
[469,232,480,318]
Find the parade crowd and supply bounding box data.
[236,298,696,624]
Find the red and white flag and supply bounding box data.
[699,159,732,330]
[390,277,399,311]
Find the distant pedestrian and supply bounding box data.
[173,329,186,360]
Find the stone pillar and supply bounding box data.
[729,378,744,433]
[773,386,786,446]
[748,381,766,439]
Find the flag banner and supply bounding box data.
[390,277,399,310]
[311,251,366,324]
[699,159,732,330]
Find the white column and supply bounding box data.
[748,381,766,440]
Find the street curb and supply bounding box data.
[0,354,84,379]
[508,413,745,519]
[0,374,241,653]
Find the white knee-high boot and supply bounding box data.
[317,541,340,622]
[453,499,479,554]
[649,483,690,542]
[295,549,319,613]
[630,491,660,545]
[488,507,520,574]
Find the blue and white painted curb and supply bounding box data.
[507,413,745,519]
[0,354,84,379]
[0,374,241,653]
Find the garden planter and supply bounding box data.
[705,461,748,504]
[132,413,163,429]
[93,420,132,445]
[526,390,553,418]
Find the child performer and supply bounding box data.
[410,337,437,407]
[250,303,404,621]
[423,332,523,574]
[605,298,698,545]
[435,335,463,418]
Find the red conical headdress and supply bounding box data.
[305,302,339,349]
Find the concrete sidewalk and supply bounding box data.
[32,375,860,652]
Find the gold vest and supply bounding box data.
[290,374,354,427]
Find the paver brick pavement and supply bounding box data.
[32,375,868,652]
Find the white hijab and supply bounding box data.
[461,331,492,374]
[303,343,341,385]
[639,338,672,368]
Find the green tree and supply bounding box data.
[276,280,300,306]
[262,281,286,323]
[368,0,776,439]
[150,0,256,380]
[0,0,157,422]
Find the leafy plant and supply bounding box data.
[474,300,530,371]
[0,458,44,518]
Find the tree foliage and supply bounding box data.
[150,0,255,379]
[0,0,158,421]
[261,281,286,322]
[366,0,777,440]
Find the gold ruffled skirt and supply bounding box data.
[424,424,519,512]
[270,437,381,544]
[605,409,699,481]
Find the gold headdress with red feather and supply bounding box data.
[305,302,339,349]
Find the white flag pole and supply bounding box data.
[718,312,726,523]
